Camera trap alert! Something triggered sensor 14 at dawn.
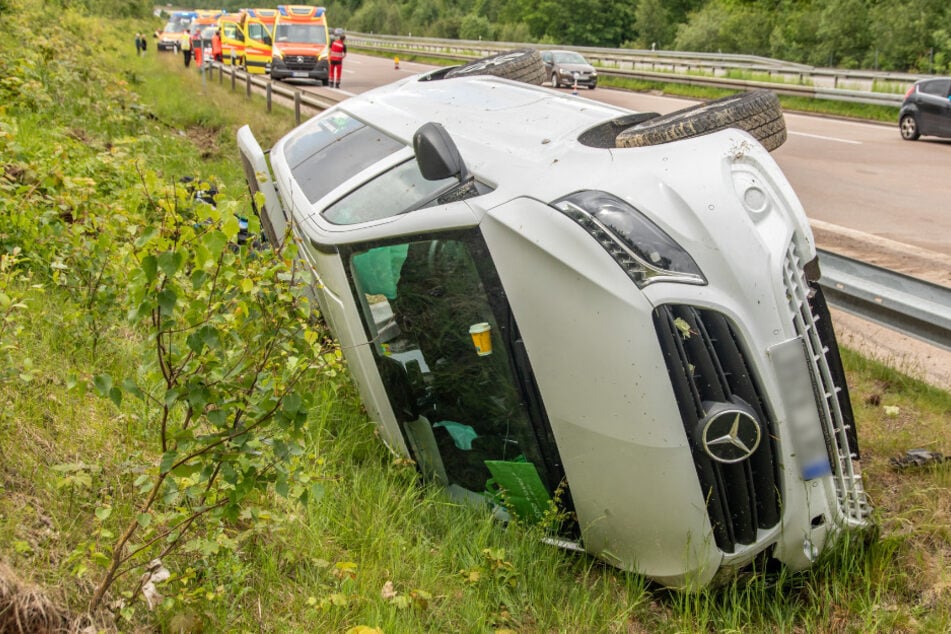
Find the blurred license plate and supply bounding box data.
[292,71,309,78]
[769,337,832,479]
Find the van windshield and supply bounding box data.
[275,23,327,44]
[284,113,403,204]
[322,160,455,225]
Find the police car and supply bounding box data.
[237,50,870,589]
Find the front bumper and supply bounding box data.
[270,57,329,81]
[556,71,597,87]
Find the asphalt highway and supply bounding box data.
[302,53,951,257]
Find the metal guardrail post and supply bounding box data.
[231,65,236,91]
[267,82,272,112]
[246,74,252,98]
[294,91,301,124]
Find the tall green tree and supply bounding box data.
[868,0,944,71]
[814,0,871,67]
[634,0,675,49]
[674,0,774,55]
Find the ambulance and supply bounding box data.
[270,5,331,84]
[155,11,195,51]
[219,8,278,74]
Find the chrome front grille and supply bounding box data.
[783,242,870,524]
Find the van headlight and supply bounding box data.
[552,190,705,288]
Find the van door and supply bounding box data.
[245,19,273,73]
[236,125,288,248]
[344,232,570,523]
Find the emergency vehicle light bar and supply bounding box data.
[278,5,326,17]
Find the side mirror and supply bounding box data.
[413,122,468,182]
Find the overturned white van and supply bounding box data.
[238,51,870,588]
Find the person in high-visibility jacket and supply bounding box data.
[211,29,223,63]
[329,33,346,88]
[192,29,203,67]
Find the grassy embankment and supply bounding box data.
[2,4,950,632]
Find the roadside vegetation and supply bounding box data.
[2,1,950,632]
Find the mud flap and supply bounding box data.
[236,125,288,248]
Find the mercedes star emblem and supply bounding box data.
[700,406,761,464]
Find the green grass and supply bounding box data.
[2,4,951,633]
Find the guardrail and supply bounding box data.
[349,33,914,107]
[205,62,341,123]
[209,62,949,352]
[817,250,951,353]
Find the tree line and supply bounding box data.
[154,0,951,73]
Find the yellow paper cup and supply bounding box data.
[469,322,492,356]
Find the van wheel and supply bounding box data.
[615,90,787,152]
[445,49,546,85]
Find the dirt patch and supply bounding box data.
[184,125,221,159]
[0,562,96,633]
[812,220,951,289]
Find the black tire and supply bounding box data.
[899,114,920,140]
[551,72,560,88]
[445,48,546,85]
[616,90,787,152]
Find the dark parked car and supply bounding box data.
[899,77,951,140]
[541,50,597,89]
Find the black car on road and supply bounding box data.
[899,77,951,140]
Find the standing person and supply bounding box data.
[192,29,203,67]
[211,29,223,63]
[329,32,346,88]
[135,32,143,55]
[181,30,192,67]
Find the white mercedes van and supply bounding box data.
[238,50,869,589]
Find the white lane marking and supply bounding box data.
[788,131,862,145]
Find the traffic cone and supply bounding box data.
[394,56,400,70]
